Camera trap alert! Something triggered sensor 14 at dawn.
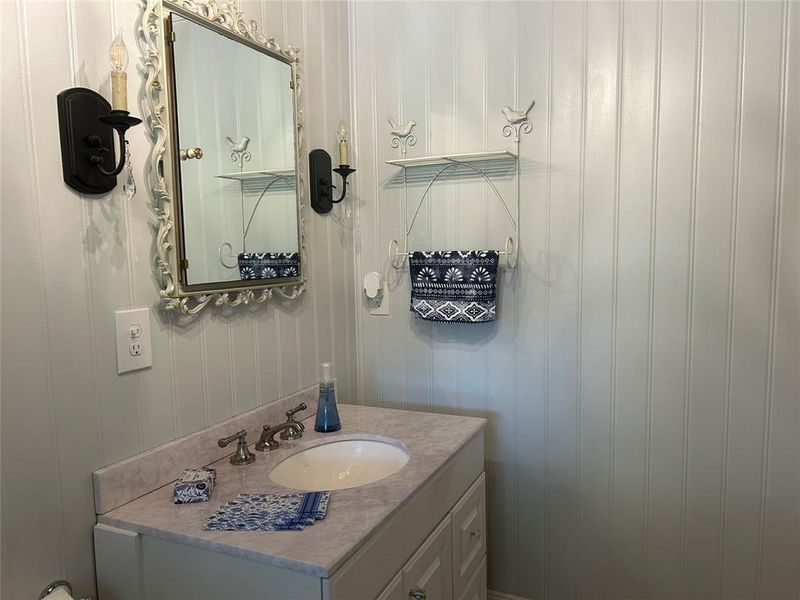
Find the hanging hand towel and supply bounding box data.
[409,250,499,323]
[238,252,299,280]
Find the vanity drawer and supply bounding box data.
[402,515,453,600]
[456,555,486,600]
[451,473,486,598]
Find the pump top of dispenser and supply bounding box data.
[320,362,334,383]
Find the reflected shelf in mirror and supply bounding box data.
[216,168,295,182]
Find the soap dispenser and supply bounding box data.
[314,362,341,433]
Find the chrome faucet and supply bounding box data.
[255,422,303,451]
[255,402,307,451]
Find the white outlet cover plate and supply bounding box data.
[369,287,390,316]
[115,308,153,374]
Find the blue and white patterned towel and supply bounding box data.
[204,491,329,532]
[409,250,499,323]
[238,252,300,280]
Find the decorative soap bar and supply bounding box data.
[173,468,216,504]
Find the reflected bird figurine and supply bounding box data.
[501,99,535,125]
[225,135,251,153]
[387,117,416,138]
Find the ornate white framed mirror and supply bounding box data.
[140,0,306,315]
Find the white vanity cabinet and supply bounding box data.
[94,422,486,600]
[376,473,487,600]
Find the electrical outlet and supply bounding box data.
[116,308,153,374]
[369,288,390,316]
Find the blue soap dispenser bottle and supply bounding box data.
[314,362,341,433]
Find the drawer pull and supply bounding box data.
[470,529,481,541]
[409,588,427,600]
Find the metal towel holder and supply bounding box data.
[385,101,533,271]
[388,159,518,270]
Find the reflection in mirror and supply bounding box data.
[170,14,299,287]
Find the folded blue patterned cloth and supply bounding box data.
[238,252,299,280]
[204,491,329,532]
[409,250,499,323]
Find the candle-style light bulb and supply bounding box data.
[109,29,129,111]
[337,120,349,165]
[109,29,129,71]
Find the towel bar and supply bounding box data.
[389,237,517,270]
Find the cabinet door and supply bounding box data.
[402,516,453,600]
[456,555,486,600]
[451,474,486,597]
[377,572,404,600]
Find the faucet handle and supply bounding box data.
[217,430,256,465]
[281,402,307,440]
[286,402,307,420]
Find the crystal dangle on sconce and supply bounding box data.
[123,140,136,200]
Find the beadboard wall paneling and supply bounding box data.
[348,1,799,598]
[0,0,354,598]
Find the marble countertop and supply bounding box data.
[98,404,486,578]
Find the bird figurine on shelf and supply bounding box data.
[501,99,535,125]
[387,117,416,138]
[388,117,417,156]
[225,135,251,153]
[225,135,252,169]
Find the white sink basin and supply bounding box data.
[268,438,410,491]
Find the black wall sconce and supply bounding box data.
[310,121,356,214]
[57,30,141,195]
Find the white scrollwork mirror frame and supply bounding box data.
[138,0,307,315]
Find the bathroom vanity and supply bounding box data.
[93,402,486,600]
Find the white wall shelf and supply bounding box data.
[384,150,517,169]
[216,169,294,182]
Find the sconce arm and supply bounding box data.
[91,110,142,178]
[91,129,127,177]
[332,165,356,204]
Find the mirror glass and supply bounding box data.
[170,14,300,287]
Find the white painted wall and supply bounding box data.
[0,0,354,598]
[349,1,799,598]
[3,1,798,598]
